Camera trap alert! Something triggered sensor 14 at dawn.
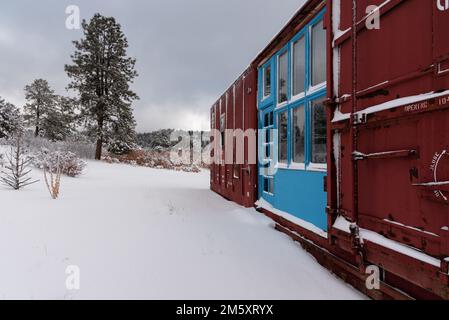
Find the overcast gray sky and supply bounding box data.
[0,0,305,132]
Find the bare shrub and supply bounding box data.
[43,158,62,199]
[33,150,86,177]
[0,137,38,190]
[102,149,201,173]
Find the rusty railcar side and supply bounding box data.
[329,0,449,299]
[210,67,258,208]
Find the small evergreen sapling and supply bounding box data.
[0,138,38,190]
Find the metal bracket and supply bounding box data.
[353,149,419,161]
[413,181,449,193]
[352,112,367,125]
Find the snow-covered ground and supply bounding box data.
[0,157,365,300]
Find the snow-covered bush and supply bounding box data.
[102,149,202,173]
[33,150,86,177]
[21,131,96,160]
[107,139,133,155]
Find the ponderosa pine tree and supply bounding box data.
[24,79,56,137]
[44,96,79,141]
[0,97,23,139]
[65,13,139,160]
[107,100,137,155]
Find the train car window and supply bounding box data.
[278,52,288,104]
[277,111,288,163]
[311,19,326,87]
[263,111,274,164]
[292,106,305,163]
[263,66,271,98]
[293,36,306,96]
[263,177,274,194]
[311,98,327,163]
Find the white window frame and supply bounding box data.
[262,65,271,100]
[291,36,306,102]
[290,105,306,170]
[276,51,289,108]
[308,20,327,94]
[262,113,274,163]
[262,175,274,195]
[277,110,288,165]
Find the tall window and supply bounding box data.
[292,106,305,163]
[278,52,288,104]
[311,20,326,87]
[311,98,327,164]
[262,111,274,194]
[264,112,274,160]
[263,66,271,98]
[278,111,288,163]
[258,11,327,173]
[264,111,274,128]
[292,36,306,96]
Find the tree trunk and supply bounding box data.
[95,115,104,160]
[95,137,103,160]
[35,104,40,137]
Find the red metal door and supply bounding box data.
[243,68,258,207]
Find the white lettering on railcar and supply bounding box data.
[404,101,428,112]
[430,150,449,201]
[438,96,449,106]
[437,0,449,12]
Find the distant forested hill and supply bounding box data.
[137,129,209,150]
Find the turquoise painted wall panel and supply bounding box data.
[274,169,327,231]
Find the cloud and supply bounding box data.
[0,0,305,132]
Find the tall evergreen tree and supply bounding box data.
[0,97,23,139]
[107,100,137,154]
[65,13,139,160]
[44,96,79,141]
[24,79,56,137]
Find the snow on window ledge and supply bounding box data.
[307,163,327,172]
[307,81,327,95]
[276,163,289,170]
[288,162,306,171]
[256,198,328,239]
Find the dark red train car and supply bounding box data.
[210,0,449,300]
[328,0,449,299]
[210,67,258,208]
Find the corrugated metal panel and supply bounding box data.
[210,67,258,207]
[329,0,449,298]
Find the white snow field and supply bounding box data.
[0,160,365,300]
